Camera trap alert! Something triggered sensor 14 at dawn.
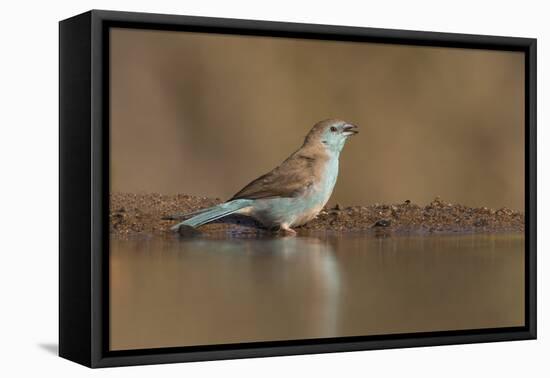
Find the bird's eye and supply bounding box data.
[330,126,337,132]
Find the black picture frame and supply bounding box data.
[59,9,537,368]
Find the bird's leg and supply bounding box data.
[278,224,297,236]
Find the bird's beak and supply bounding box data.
[343,123,359,136]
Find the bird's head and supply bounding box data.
[303,119,358,153]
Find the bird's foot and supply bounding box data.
[278,224,297,236]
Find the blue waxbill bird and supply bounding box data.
[171,119,358,235]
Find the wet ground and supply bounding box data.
[110,193,524,238]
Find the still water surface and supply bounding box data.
[110,233,524,351]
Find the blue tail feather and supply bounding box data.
[170,199,251,231]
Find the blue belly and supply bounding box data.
[250,197,319,227]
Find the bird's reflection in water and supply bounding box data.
[181,235,342,337]
[244,236,341,336]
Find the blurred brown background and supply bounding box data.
[110,28,525,211]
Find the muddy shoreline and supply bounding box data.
[110,193,524,238]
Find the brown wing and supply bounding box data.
[230,154,317,201]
